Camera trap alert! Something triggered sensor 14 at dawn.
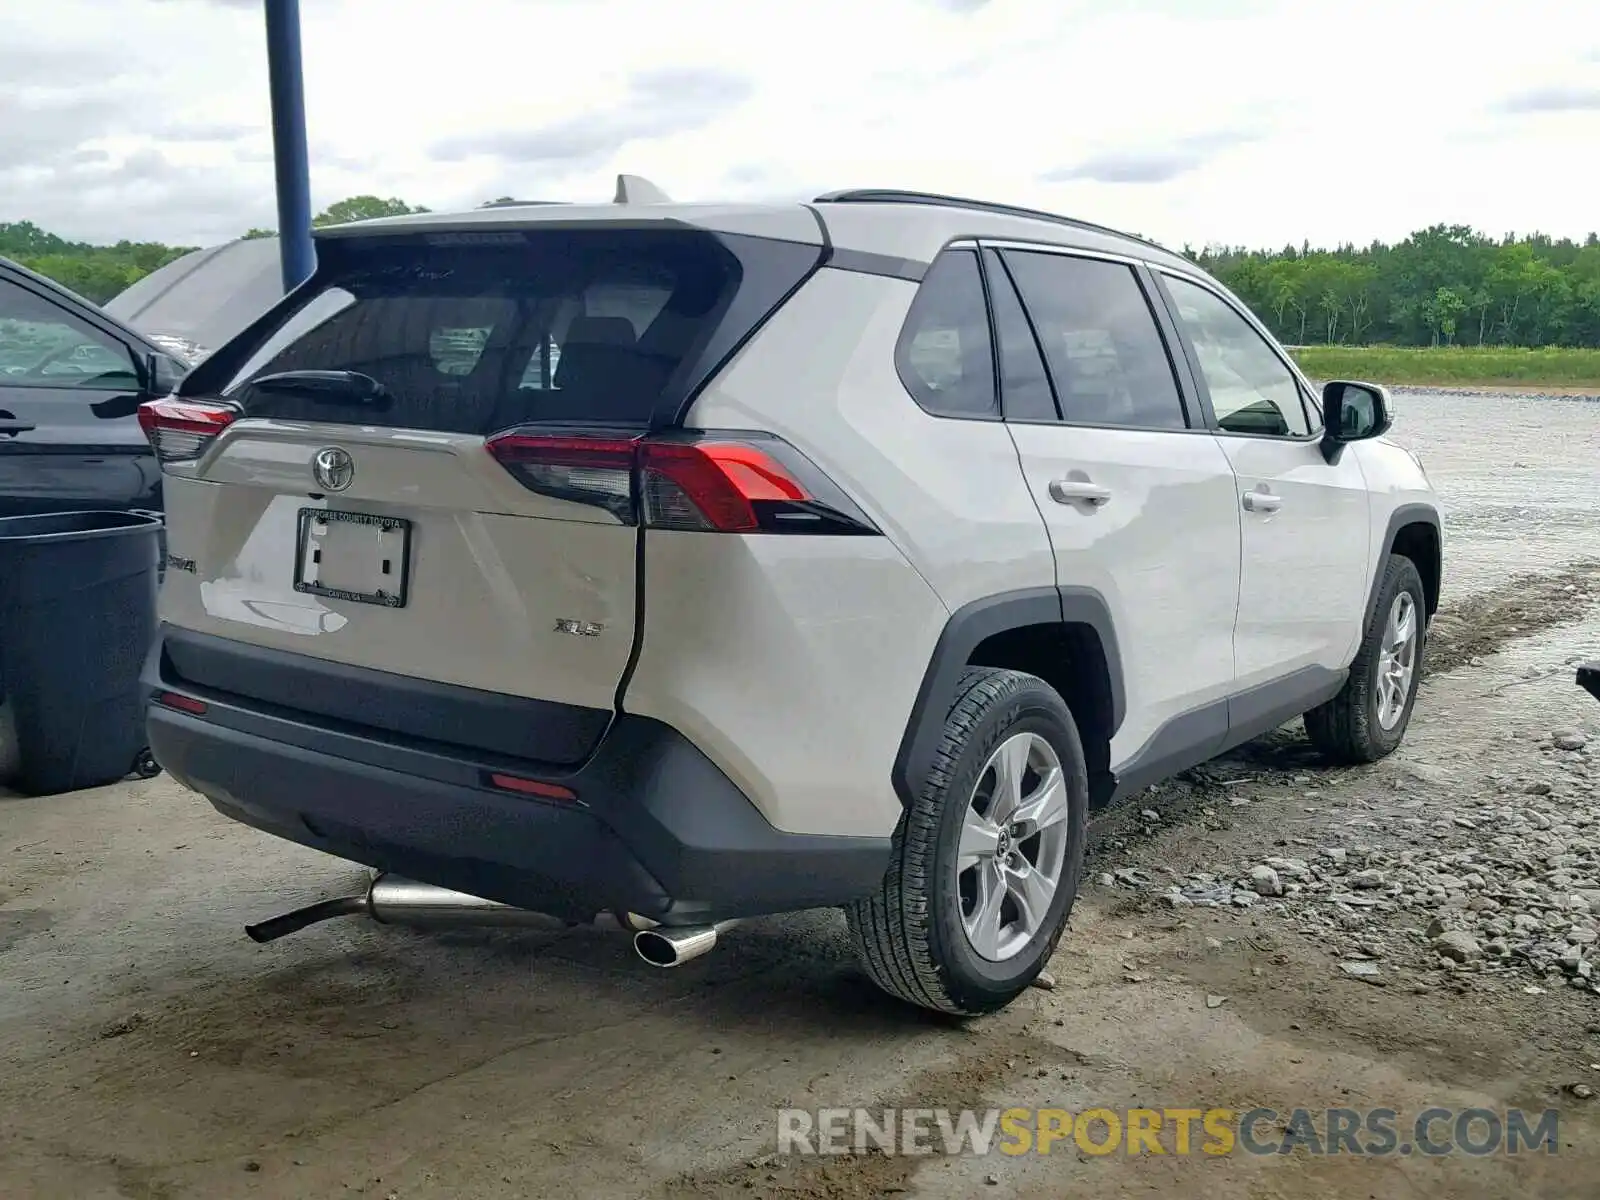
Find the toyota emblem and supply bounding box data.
[312,446,354,492]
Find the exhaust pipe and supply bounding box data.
[633,920,740,967]
[246,874,614,943]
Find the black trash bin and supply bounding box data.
[0,510,161,795]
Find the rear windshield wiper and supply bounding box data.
[248,369,394,407]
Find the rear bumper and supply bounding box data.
[144,632,891,923]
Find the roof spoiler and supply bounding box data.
[614,174,672,205]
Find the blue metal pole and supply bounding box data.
[264,0,314,292]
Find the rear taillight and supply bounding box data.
[485,430,879,535]
[137,398,239,466]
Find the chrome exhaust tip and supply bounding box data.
[632,921,736,967]
[245,874,619,943]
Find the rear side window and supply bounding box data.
[1001,251,1187,431]
[208,229,795,434]
[895,249,997,419]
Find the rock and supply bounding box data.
[1250,866,1284,897]
[986,1174,1002,1186]
[1399,762,1450,785]
[1163,894,1193,908]
[98,1012,146,1040]
[1141,808,1161,821]
[1553,731,1588,752]
[1320,847,1348,864]
[1351,869,1386,889]
[1030,970,1057,991]
[1527,782,1554,796]
[1265,857,1312,879]
[1432,931,1482,962]
[1205,994,1228,1009]
[1567,1083,1595,1100]
[1096,872,1115,888]
[1339,961,1385,983]
[1231,891,1258,908]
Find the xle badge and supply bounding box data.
[553,619,604,637]
[166,553,197,573]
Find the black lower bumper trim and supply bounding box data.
[146,644,892,923]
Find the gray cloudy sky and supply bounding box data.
[2,0,1597,249]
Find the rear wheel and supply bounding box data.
[1306,554,1427,764]
[847,667,1088,1015]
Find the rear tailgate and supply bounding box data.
[150,218,823,765]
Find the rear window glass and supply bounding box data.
[220,230,738,433]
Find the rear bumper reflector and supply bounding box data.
[487,772,576,801]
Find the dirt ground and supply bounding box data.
[4,393,1600,1199]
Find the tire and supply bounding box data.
[846,667,1089,1016]
[1305,553,1427,765]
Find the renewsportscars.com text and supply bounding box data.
[777,1105,1561,1157]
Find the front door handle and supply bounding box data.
[1242,489,1282,514]
[1049,478,1112,507]
[0,420,37,435]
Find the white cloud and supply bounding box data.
[2,0,1597,249]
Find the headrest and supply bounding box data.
[562,316,638,349]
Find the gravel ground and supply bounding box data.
[2,389,1599,1199]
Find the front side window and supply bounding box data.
[894,249,997,419]
[0,280,137,390]
[1000,251,1187,430]
[1163,274,1310,438]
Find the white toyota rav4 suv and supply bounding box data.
[140,187,1442,1016]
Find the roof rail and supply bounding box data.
[477,199,567,209]
[812,188,1169,252]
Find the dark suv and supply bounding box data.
[0,256,187,519]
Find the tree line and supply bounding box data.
[0,195,428,304]
[1189,224,1600,349]
[5,197,1599,348]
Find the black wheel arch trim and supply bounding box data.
[1366,502,1442,625]
[891,585,1125,807]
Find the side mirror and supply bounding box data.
[141,351,188,398]
[1320,380,1392,464]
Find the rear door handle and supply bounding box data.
[0,420,37,435]
[1242,489,1282,514]
[1049,478,1112,507]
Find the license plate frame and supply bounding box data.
[293,508,412,609]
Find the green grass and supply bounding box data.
[1287,345,1600,391]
